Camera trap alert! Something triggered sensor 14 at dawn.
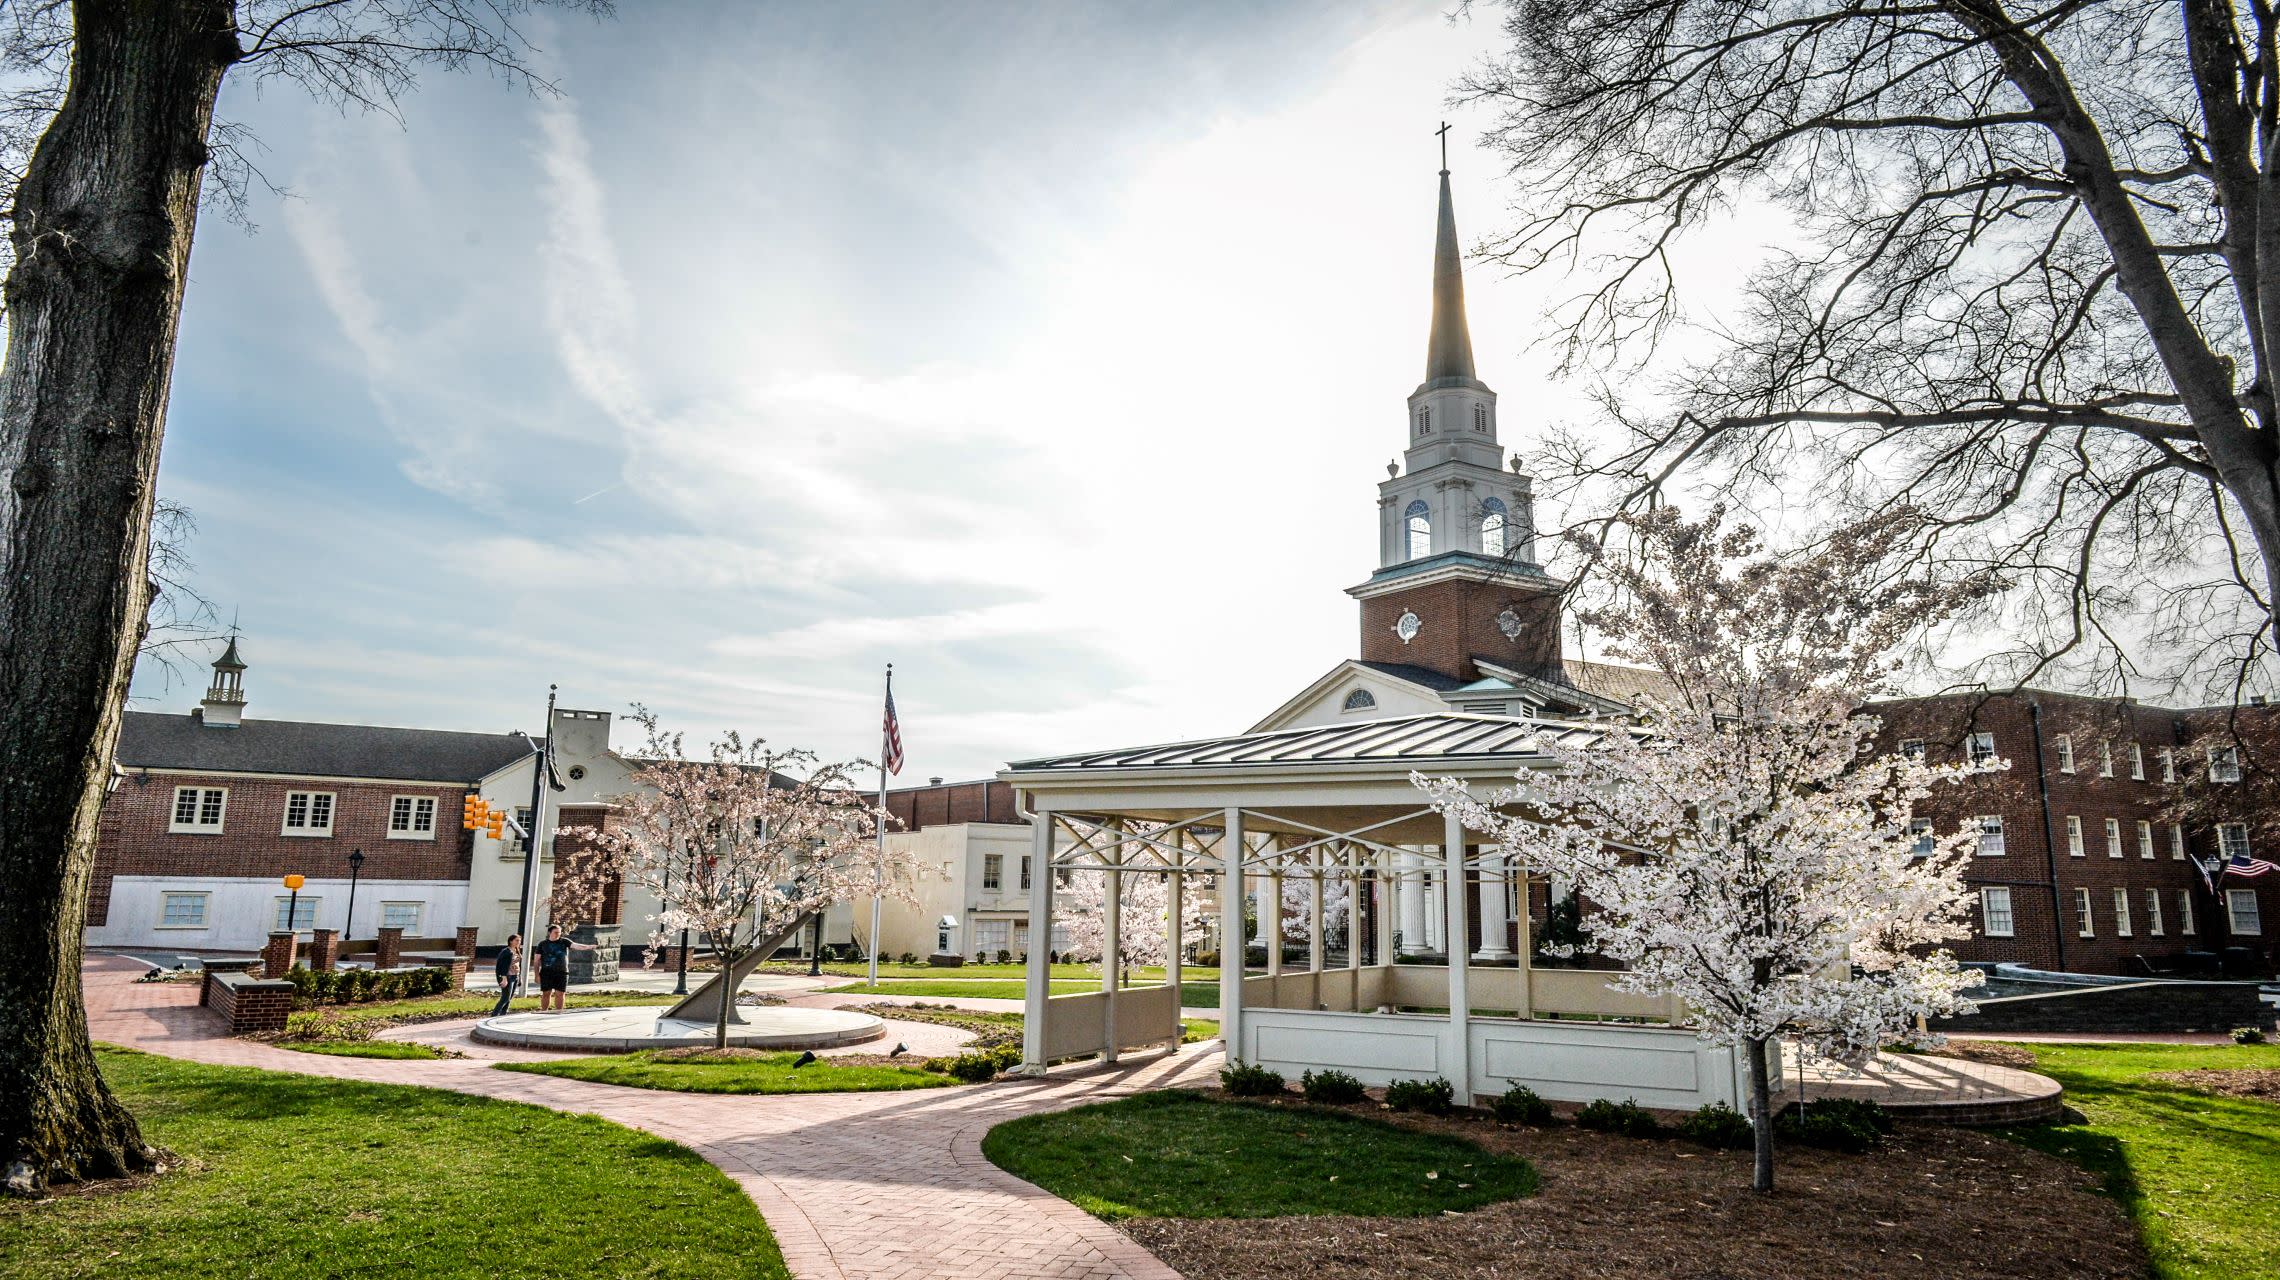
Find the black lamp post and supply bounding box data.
[342,848,366,940]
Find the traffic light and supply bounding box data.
[486,814,505,840]
[462,795,487,831]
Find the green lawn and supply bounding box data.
[981,1090,1537,1220]
[848,1003,1219,1049]
[279,1039,445,1060]
[826,978,1222,1007]
[1999,1040,2280,1280]
[0,1048,784,1279]
[498,1049,953,1095]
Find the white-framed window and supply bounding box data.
[2053,735,2075,773]
[1980,886,2015,937]
[157,891,209,928]
[1341,688,1377,713]
[2098,740,2115,778]
[2105,818,2124,858]
[1404,501,1432,560]
[379,901,423,932]
[971,918,1012,955]
[2075,887,2095,937]
[1415,406,1431,435]
[1480,497,1509,558]
[2112,888,2132,937]
[2065,815,2085,857]
[1977,815,2006,857]
[2146,889,2164,936]
[1967,732,1998,766]
[2226,888,2262,934]
[2171,823,2187,860]
[169,785,227,834]
[1898,738,1926,761]
[2219,823,2253,861]
[2158,746,2176,782]
[388,794,437,840]
[981,854,1003,890]
[2137,820,2155,859]
[1472,402,1489,433]
[273,896,321,932]
[2129,743,2145,780]
[1019,856,1032,891]
[2210,745,2242,783]
[1908,818,1934,858]
[281,790,335,837]
[2179,889,2196,935]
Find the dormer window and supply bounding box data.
[1415,407,1431,435]
[1473,403,1488,432]
[1341,689,1377,713]
[1404,501,1432,559]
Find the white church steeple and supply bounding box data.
[199,633,247,729]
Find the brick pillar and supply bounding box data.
[262,930,297,979]
[375,926,404,970]
[455,925,479,961]
[307,928,339,972]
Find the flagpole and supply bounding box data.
[868,664,891,988]
[513,684,558,1002]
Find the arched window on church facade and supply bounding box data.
[1480,497,1508,558]
[1404,501,1432,559]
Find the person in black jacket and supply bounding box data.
[490,934,522,1018]
[532,924,595,1013]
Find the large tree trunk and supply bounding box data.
[1745,1035,1776,1194]
[0,0,236,1197]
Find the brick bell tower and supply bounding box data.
[1350,155,1564,684]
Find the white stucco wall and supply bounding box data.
[89,874,469,954]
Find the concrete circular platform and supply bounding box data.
[471,1004,886,1053]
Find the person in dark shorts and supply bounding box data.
[533,924,595,1013]
[491,934,522,1017]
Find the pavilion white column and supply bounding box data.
[1346,845,1364,972]
[1307,845,1327,974]
[1442,808,1472,1102]
[1020,812,1056,1072]
[1473,851,1515,962]
[1424,867,1445,953]
[1397,851,1426,955]
[1167,858,1186,1047]
[1265,855,1284,979]
[1219,809,1247,1061]
[1102,823,1122,1064]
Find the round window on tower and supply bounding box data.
[568,765,587,781]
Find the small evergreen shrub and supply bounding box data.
[1776,1098,1893,1153]
[1383,1076,1456,1114]
[989,1043,1023,1070]
[371,971,406,1002]
[1300,1068,1367,1104]
[1676,1101,1754,1150]
[945,1052,1000,1083]
[1490,1084,1555,1126]
[1219,1062,1287,1097]
[282,1010,368,1042]
[1575,1097,1663,1138]
[2234,1026,2269,1045]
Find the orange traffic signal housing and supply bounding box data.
[462,795,487,830]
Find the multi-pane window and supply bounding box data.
[2210,746,2243,783]
[1019,856,1032,891]
[380,901,422,932]
[2105,818,2123,858]
[169,786,227,833]
[1980,887,2015,938]
[2171,824,2187,860]
[2137,821,2155,859]
[2075,887,2095,937]
[2178,890,2196,935]
[2226,888,2262,934]
[2129,743,2146,780]
[158,892,208,928]
[1480,498,1509,557]
[1415,406,1431,435]
[981,854,1003,890]
[388,795,437,839]
[1898,739,1926,761]
[281,790,335,836]
[2099,740,2115,777]
[1472,403,1489,433]
[2112,888,2132,937]
[273,896,321,932]
[2053,735,2075,773]
[1977,815,2006,857]
[2145,889,2163,937]
[1404,501,1432,560]
[1908,819,1934,858]
[1967,732,1998,766]
[2065,815,2085,857]
[2158,747,2177,782]
[2219,823,2253,861]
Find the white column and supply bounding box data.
[1374,853,1396,970]
[1218,810,1247,1060]
[1265,851,1284,979]
[1307,846,1327,974]
[1020,812,1056,1072]
[1424,866,1444,953]
[1397,851,1426,955]
[1346,845,1364,971]
[1166,859,1185,1047]
[1102,823,1122,1063]
[1443,808,1472,1102]
[1474,851,1515,961]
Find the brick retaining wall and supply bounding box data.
[200,969,295,1034]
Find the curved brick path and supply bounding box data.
[84,955,1216,1280]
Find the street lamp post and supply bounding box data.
[282,873,304,937]
[342,848,366,940]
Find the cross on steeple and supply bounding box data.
[1436,120,1452,173]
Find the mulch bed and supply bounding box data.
[2148,1068,2280,1103]
[1924,1041,2039,1070]
[1120,1097,2145,1280]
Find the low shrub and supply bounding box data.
[1575,1097,1663,1138]
[1490,1084,1555,1126]
[2234,1026,2269,1045]
[988,1043,1023,1071]
[371,972,406,1002]
[281,1009,369,1042]
[1300,1068,1368,1104]
[1220,1062,1286,1097]
[1676,1101,1754,1150]
[898,952,918,965]
[1776,1098,1893,1153]
[975,951,989,964]
[945,1052,1000,1083]
[1383,1076,1456,1114]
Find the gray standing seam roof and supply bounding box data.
[1006,713,1606,774]
[118,711,533,783]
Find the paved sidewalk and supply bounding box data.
[85,955,1215,1280]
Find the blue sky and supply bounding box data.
[138,1,1648,779]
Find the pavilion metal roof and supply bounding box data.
[1004,712,1609,775]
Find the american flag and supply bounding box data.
[882,678,905,777]
[2226,851,2277,879]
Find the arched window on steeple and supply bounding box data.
[1405,501,1432,559]
[1415,406,1432,435]
[1481,497,1509,557]
[1473,403,1489,433]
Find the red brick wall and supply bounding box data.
[885,780,1019,833]
[1357,576,1561,682]
[89,773,477,924]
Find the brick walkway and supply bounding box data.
[85,955,1214,1280]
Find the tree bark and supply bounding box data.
[1745,1035,1775,1194]
[0,0,236,1197]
